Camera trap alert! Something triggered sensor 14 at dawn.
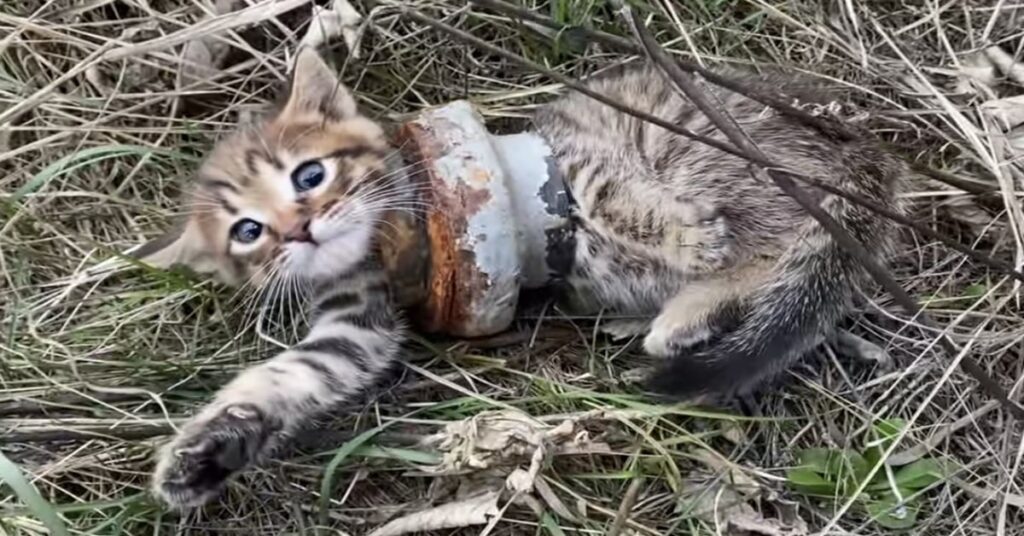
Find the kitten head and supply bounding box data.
[138,49,400,285]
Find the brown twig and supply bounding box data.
[469,0,838,141]
[771,170,1024,282]
[469,0,636,52]
[616,4,1024,419]
[0,423,175,443]
[910,162,1002,198]
[0,391,144,417]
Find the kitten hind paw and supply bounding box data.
[643,320,714,358]
[152,403,277,508]
[638,325,712,358]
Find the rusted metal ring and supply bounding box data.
[392,101,573,337]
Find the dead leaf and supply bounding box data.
[175,1,237,93]
[367,491,501,536]
[680,450,807,535]
[835,330,890,365]
[692,448,761,497]
[729,506,809,536]
[680,479,807,536]
[985,46,1024,87]
[177,40,217,91]
[981,95,1024,128]
[421,409,609,475]
[955,51,998,95]
[84,66,112,95]
[720,421,747,445]
[368,410,609,534]
[299,0,364,57]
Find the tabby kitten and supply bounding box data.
[140,49,903,507]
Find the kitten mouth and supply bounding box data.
[286,237,318,247]
[311,227,354,248]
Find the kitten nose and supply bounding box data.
[283,220,314,243]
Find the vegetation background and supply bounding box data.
[2,0,1023,534]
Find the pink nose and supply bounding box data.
[283,220,314,243]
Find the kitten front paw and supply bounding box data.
[152,403,278,508]
[643,320,713,358]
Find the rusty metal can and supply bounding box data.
[382,101,574,337]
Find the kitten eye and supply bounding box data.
[230,218,263,243]
[292,161,325,192]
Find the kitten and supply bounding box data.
[139,49,903,507]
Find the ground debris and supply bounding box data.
[366,409,611,535]
[680,448,808,536]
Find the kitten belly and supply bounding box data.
[561,227,685,318]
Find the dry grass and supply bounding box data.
[2,0,1024,534]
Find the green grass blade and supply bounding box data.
[0,449,70,536]
[12,145,157,203]
[317,425,389,529]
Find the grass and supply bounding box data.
[2,0,1024,534]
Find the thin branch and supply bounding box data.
[910,162,1003,198]
[617,4,1023,419]
[397,7,1024,285]
[471,0,1002,197]
[395,7,746,160]
[396,3,1024,417]
[0,423,175,443]
[470,0,842,141]
[780,171,1024,282]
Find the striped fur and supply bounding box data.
[152,261,400,507]
[144,50,409,508]
[534,64,904,402]
[143,53,903,507]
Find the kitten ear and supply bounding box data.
[131,219,222,277]
[281,47,357,120]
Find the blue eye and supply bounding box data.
[230,218,263,243]
[292,161,325,192]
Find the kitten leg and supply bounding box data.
[644,263,768,357]
[152,270,400,508]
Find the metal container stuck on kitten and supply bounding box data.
[380,100,576,338]
[132,49,903,508]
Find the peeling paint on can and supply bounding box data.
[388,101,572,337]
